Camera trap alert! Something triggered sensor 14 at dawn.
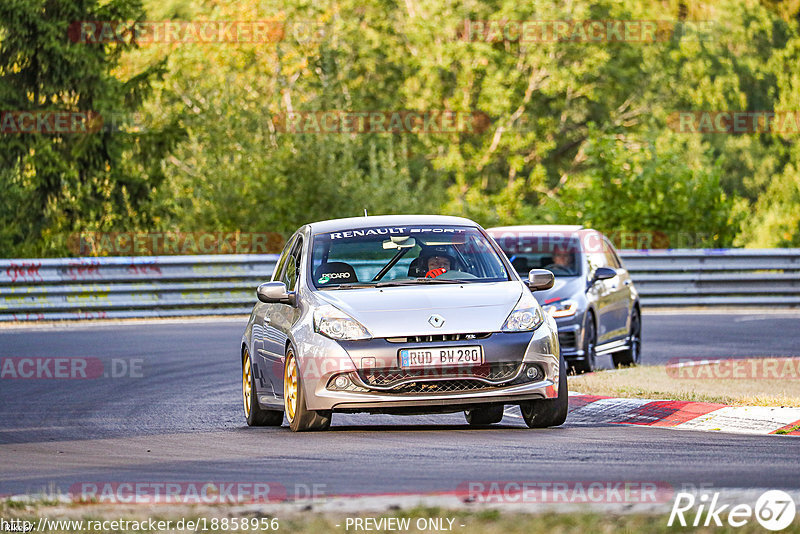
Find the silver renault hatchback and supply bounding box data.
[241,215,566,431]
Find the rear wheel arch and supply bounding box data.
[242,344,282,427]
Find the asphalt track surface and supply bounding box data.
[1,312,799,499]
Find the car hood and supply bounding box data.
[314,282,523,338]
[531,275,585,304]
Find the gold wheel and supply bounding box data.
[284,350,298,422]
[242,349,252,418]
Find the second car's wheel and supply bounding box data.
[613,307,642,368]
[571,312,597,374]
[284,346,331,432]
[243,347,283,427]
[520,356,568,428]
[465,405,504,426]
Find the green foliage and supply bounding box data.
[1,0,799,256]
[571,131,742,247]
[0,0,183,256]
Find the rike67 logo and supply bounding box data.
[669,490,797,531]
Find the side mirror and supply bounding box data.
[592,267,617,283]
[527,269,555,291]
[257,282,296,305]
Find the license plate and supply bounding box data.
[399,346,484,369]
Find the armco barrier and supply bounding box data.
[0,255,278,321]
[618,249,800,307]
[0,249,798,321]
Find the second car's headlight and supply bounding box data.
[543,299,578,318]
[501,292,545,332]
[313,305,372,341]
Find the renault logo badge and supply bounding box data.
[428,314,445,328]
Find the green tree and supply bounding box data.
[0,0,182,257]
[568,131,742,248]
[143,0,441,240]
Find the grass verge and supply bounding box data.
[3,502,800,534]
[570,358,800,407]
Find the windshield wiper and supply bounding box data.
[322,282,376,290]
[375,278,464,287]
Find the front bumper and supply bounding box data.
[315,379,556,413]
[300,324,560,412]
[554,314,585,359]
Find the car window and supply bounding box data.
[609,243,625,269]
[326,243,420,281]
[603,238,621,269]
[586,250,608,274]
[492,235,581,277]
[272,235,296,282]
[310,225,510,288]
[281,237,304,291]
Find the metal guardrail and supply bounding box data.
[0,255,278,321]
[619,249,800,307]
[1,249,798,321]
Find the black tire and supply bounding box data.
[243,347,283,427]
[285,346,331,432]
[520,356,568,428]
[465,405,504,426]
[570,312,596,374]
[613,307,642,368]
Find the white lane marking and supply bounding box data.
[0,427,70,433]
[0,316,249,331]
[644,309,800,316]
[733,315,800,322]
[666,359,725,368]
[674,406,800,434]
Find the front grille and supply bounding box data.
[385,380,501,395]
[558,331,577,348]
[359,362,521,389]
[385,333,492,343]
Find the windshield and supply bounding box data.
[310,225,510,289]
[493,235,581,277]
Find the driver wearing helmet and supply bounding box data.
[419,246,456,278]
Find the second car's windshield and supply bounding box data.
[310,225,510,288]
[494,236,581,277]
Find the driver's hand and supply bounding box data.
[425,268,447,278]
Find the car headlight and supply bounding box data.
[313,305,372,341]
[501,292,545,332]
[543,299,578,318]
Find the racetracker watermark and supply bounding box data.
[69,20,326,44]
[460,20,716,43]
[271,111,491,134]
[69,231,284,256]
[490,229,718,254]
[68,482,287,504]
[0,358,143,379]
[0,111,145,134]
[666,357,800,380]
[669,111,800,134]
[457,481,674,503]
